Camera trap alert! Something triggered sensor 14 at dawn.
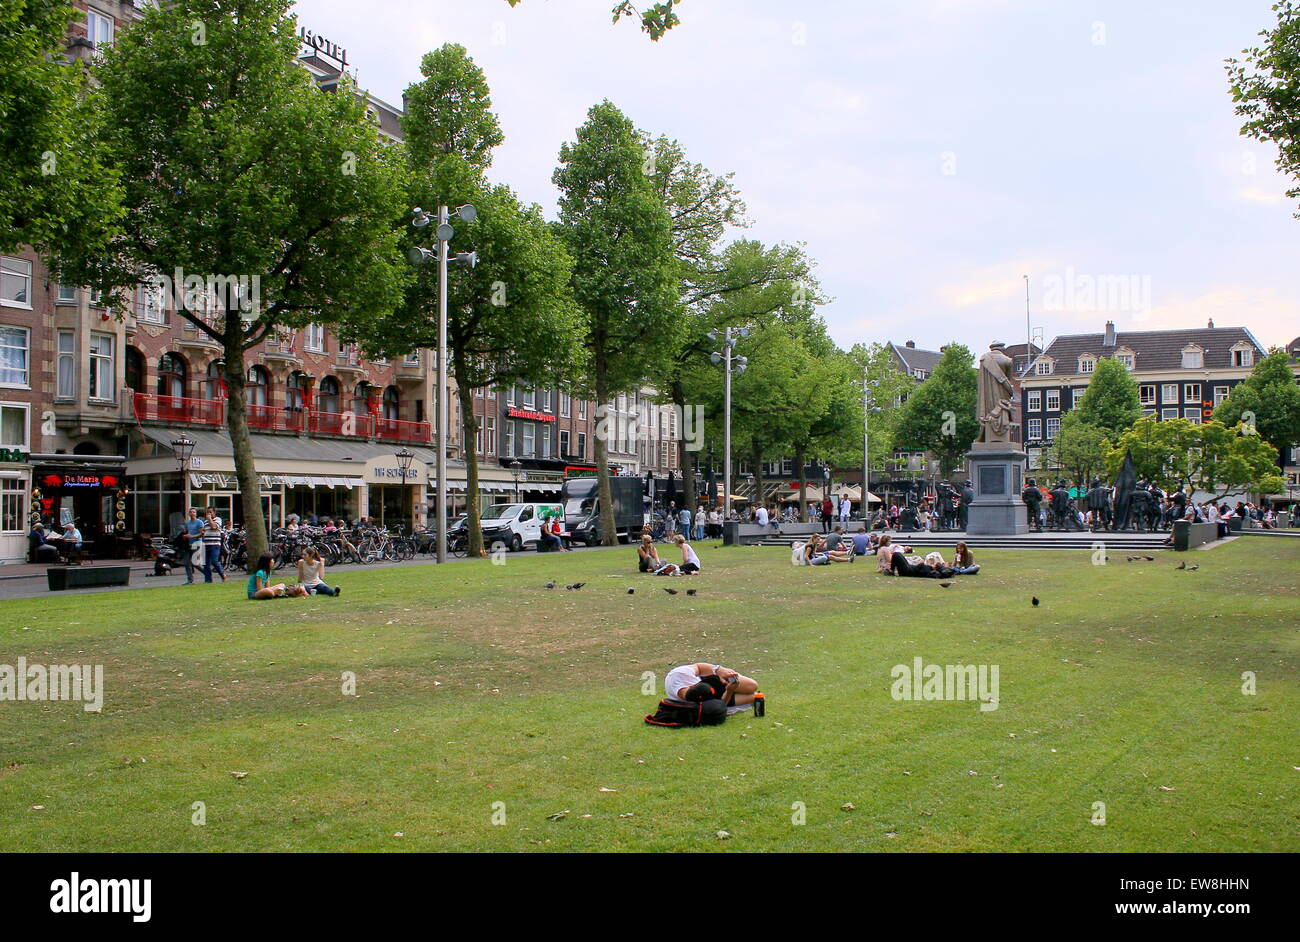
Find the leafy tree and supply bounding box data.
[1107,417,1285,497]
[1227,0,1300,217]
[54,0,410,561]
[1213,349,1300,471]
[505,0,683,40]
[367,45,583,557]
[893,344,978,475]
[1072,356,1142,438]
[0,0,122,254]
[553,101,680,544]
[848,340,915,477]
[1043,411,1110,485]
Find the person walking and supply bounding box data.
[821,495,834,533]
[694,504,706,540]
[201,506,227,583]
[180,507,203,584]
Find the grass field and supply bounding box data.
[1,537,1296,852]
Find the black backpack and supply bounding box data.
[644,697,726,728]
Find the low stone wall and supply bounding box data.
[1172,521,1218,551]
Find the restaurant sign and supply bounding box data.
[507,408,556,423]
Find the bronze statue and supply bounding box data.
[976,342,1018,444]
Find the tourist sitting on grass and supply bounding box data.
[803,533,854,565]
[296,547,341,597]
[851,526,872,555]
[637,534,663,573]
[875,533,913,573]
[248,554,306,600]
[674,533,701,573]
[953,541,980,574]
[665,662,759,708]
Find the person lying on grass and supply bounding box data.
[803,533,855,565]
[665,662,759,707]
[247,553,308,600]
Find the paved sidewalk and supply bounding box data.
[0,541,632,602]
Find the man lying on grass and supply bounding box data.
[666,662,759,708]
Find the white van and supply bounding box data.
[479,502,564,552]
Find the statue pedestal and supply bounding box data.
[965,444,1029,535]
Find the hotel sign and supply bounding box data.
[507,408,556,423]
[299,27,348,66]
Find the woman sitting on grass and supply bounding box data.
[296,546,341,597]
[247,553,306,600]
[674,533,702,574]
[637,533,663,573]
[803,533,855,566]
[953,541,980,574]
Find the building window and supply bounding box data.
[1184,410,1202,424]
[1026,418,1041,440]
[1045,390,1060,411]
[1232,347,1254,368]
[1161,408,1180,420]
[1026,390,1041,411]
[1072,388,1085,408]
[503,421,515,457]
[1117,353,1134,369]
[1184,384,1201,403]
[1143,408,1156,417]
[522,422,535,457]
[285,371,305,411]
[85,9,114,48]
[1214,385,1230,406]
[57,284,78,304]
[1182,348,1203,369]
[247,366,269,407]
[506,386,516,406]
[1,477,26,533]
[1045,417,1060,438]
[57,331,76,399]
[1078,357,1095,373]
[318,376,340,413]
[540,388,552,412]
[559,428,570,457]
[541,424,552,457]
[0,325,30,386]
[1,258,32,308]
[1,402,30,451]
[1139,385,1155,405]
[382,386,399,420]
[1162,383,1179,402]
[523,387,535,409]
[1035,359,1053,375]
[576,431,586,458]
[483,415,495,456]
[138,282,166,323]
[158,353,187,398]
[578,399,587,420]
[559,393,571,418]
[304,323,325,353]
[475,385,483,399]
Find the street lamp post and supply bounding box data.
[709,327,749,519]
[509,460,523,504]
[394,448,415,531]
[862,373,880,520]
[410,203,477,564]
[172,436,196,521]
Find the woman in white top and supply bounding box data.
[296,547,341,597]
[674,533,701,574]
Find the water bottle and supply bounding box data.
[753,692,765,717]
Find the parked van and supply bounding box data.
[479,502,564,552]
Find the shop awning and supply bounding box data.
[136,426,446,467]
[190,472,363,490]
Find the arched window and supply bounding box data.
[319,376,341,413]
[124,346,145,393]
[353,381,374,415]
[246,366,269,407]
[382,385,400,420]
[205,360,226,400]
[157,353,187,399]
[286,371,305,411]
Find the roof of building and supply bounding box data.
[887,342,944,375]
[1037,326,1266,373]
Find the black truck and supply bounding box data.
[563,475,645,545]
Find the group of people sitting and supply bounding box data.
[247,547,342,600]
[637,532,701,576]
[794,525,980,578]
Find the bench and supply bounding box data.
[47,566,131,591]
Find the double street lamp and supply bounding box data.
[708,326,749,519]
[409,203,478,563]
[862,374,881,514]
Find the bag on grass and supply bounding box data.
[644,697,727,728]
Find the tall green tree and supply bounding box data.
[0,0,121,254]
[893,344,978,475]
[848,341,916,484]
[553,101,680,544]
[1072,356,1142,438]
[1213,349,1300,471]
[55,0,409,560]
[1227,0,1300,217]
[1107,417,1285,497]
[1044,411,1111,485]
[366,46,583,557]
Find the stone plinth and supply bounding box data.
[965,444,1029,535]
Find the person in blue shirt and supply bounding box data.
[181,507,204,584]
[678,505,691,535]
[851,526,872,555]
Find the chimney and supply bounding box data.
[905,340,915,348]
[1208,317,1214,328]
[1103,321,1116,347]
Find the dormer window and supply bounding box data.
[1181,345,1203,369]
[1115,348,1135,370]
[1231,343,1254,368]
[1035,357,1054,376]
[1078,356,1095,374]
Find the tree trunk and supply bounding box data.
[457,380,484,557]
[222,336,266,563]
[594,359,618,546]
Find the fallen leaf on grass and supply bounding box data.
[716,830,731,840]
[1158,785,1175,791]
[841,803,855,811]
[229,771,248,779]
[546,810,570,821]
[598,787,618,792]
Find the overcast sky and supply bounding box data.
[295,0,1300,354]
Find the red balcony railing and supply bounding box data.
[246,403,305,433]
[309,410,375,438]
[133,392,224,426]
[376,417,432,444]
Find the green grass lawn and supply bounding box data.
[1,537,1296,852]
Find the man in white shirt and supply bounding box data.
[839,496,851,523]
[664,662,758,706]
[754,504,769,527]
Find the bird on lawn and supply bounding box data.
[686,588,697,596]
[1187,564,1199,571]
[663,588,678,595]
[1176,561,1186,570]
[939,581,954,588]
[543,581,556,589]
[566,582,586,591]
[1143,555,1155,561]
[1032,596,1040,607]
